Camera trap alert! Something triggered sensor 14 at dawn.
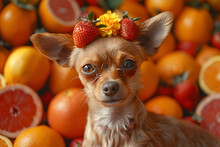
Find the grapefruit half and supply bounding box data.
[0,84,43,138]
[39,0,82,33]
[195,94,220,137]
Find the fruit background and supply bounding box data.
[0,0,220,146]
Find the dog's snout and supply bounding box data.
[102,81,119,97]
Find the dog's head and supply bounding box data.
[31,12,173,107]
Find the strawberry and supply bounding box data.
[119,12,140,41]
[73,11,100,48]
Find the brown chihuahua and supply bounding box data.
[31,12,220,147]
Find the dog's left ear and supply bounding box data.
[30,33,75,67]
[136,11,173,56]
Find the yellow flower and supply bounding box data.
[96,11,121,37]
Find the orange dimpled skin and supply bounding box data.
[174,7,214,45]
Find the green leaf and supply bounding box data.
[96,24,107,28]
[88,11,95,21]
[172,71,189,86]
[132,17,141,22]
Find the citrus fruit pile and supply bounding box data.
[0,0,220,146]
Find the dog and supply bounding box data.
[31,12,220,147]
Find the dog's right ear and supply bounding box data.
[30,33,75,67]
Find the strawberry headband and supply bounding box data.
[73,11,140,48]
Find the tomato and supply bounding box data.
[172,81,199,111]
[69,137,83,147]
[183,116,198,125]
[211,33,220,50]
[156,86,172,96]
[177,41,199,56]
[86,0,98,5]
[40,91,53,108]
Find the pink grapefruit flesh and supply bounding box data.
[195,94,220,137]
[0,84,43,138]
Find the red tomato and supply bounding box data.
[69,137,83,147]
[172,81,199,111]
[86,0,98,5]
[177,41,199,56]
[40,91,53,108]
[156,86,172,96]
[183,116,198,125]
[211,33,220,50]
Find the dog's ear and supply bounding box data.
[136,11,173,56]
[30,33,75,67]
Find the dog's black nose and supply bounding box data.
[102,81,119,97]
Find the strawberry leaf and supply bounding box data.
[88,11,95,21]
[132,17,141,22]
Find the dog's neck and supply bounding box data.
[86,95,145,132]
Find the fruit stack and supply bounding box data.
[0,0,220,146]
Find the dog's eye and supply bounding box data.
[121,59,136,70]
[82,64,96,75]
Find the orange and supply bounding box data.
[145,0,184,18]
[195,45,220,67]
[39,0,81,33]
[86,5,105,18]
[151,33,176,61]
[119,0,149,23]
[138,60,159,101]
[156,51,200,85]
[0,3,37,47]
[4,46,51,91]
[0,135,12,147]
[0,46,9,73]
[174,6,214,45]
[145,95,183,119]
[0,74,6,88]
[0,84,43,138]
[14,125,65,147]
[199,56,220,95]
[47,88,88,138]
[49,61,83,95]
[206,0,220,11]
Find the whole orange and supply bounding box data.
[138,60,159,101]
[145,95,183,119]
[0,46,9,73]
[14,125,65,147]
[145,0,184,18]
[195,45,220,67]
[49,61,83,95]
[0,3,37,47]
[151,33,176,61]
[47,88,88,138]
[156,51,200,85]
[174,6,214,45]
[119,0,149,23]
[4,46,51,91]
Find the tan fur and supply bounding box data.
[31,12,220,147]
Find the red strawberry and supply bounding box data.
[73,21,99,48]
[119,18,138,41]
[73,11,100,48]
